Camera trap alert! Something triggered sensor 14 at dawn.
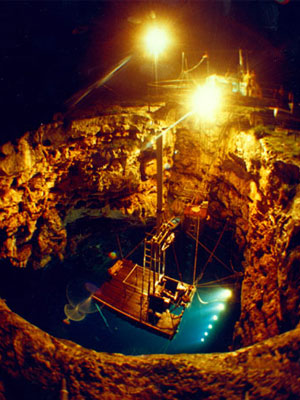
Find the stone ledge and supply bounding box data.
[0,299,300,399]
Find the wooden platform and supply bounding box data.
[92,259,195,339]
[184,201,208,219]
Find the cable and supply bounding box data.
[172,242,183,282]
[187,231,232,277]
[196,272,243,288]
[185,54,208,74]
[95,303,112,333]
[116,234,124,259]
[193,216,201,285]
[196,290,208,305]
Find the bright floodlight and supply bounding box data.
[144,26,169,56]
[216,303,225,311]
[201,338,205,342]
[212,315,218,321]
[191,76,222,121]
[204,332,208,336]
[222,289,232,300]
[208,324,213,329]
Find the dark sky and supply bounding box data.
[1,1,299,144]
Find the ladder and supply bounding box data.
[143,218,179,295]
[143,238,153,271]
[143,237,164,294]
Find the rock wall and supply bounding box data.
[1,299,300,400]
[0,103,299,350]
[169,117,300,347]
[0,105,174,269]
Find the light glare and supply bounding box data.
[222,289,232,300]
[217,303,225,311]
[144,26,169,56]
[212,315,218,321]
[191,76,222,121]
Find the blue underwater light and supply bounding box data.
[63,281,235,354]
[196,287,233,347]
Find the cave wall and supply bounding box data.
[0,106,174,269]
[1,299,300,400]
[0,103,299,349]
[168,116,300,347]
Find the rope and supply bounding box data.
[124,226,156,260]
[196,272,243,288]
[196,290,208,304]
[185,55,208,74]
[207,221,228,264]
[116,234,124,259]
[193,217,201,285]
[187,231,231,272]
[124,236,145,260]
[95,303,112,332]
[172,242,183,282]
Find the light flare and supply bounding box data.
[143,111,192,151]
[216,303,225,311]
[191,75,223,122]
[66,55,131,107]
[221,288,232,300]
[144,26,170,56]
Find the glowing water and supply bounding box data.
[69,285,236,355]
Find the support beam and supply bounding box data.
[156,132,163,233]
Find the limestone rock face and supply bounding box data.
[0,299,300,400]
[0,106,172,268]
[0,103,299,352]
[169,120,300,347]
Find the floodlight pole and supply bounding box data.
[154,53,162,231]
[154,54,159,96]
[156,131,163,233]
[154,55,158,86]
[154,112,193,234]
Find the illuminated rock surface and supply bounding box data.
[0,299,300,399]
[0,102,300,398]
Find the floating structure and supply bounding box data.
[93,257,195,339]
[91,50,238,339]
[93,217,196,339]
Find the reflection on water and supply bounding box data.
[0,220,241,355]
[64,285,238,355]
[63,280,98,324]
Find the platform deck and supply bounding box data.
[92,259,195,339]
[184,203,208,219]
